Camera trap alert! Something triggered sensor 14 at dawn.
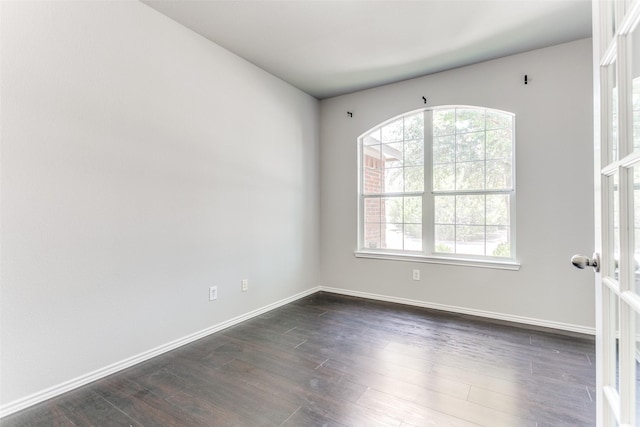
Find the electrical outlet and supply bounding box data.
[241,279,248,292]
[412,269,420,281]
[209,286,218,301]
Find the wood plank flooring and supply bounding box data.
[1,292,596,426]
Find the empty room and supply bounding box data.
[2,0,638,425]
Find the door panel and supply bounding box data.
[595,1,640,425]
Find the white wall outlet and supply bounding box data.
[241,279,248,292]
[209,286,218,301]
[412,269,421,281]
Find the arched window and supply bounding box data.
[358,106,516,265]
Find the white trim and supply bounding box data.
[617,0,640,35]
[0,286,321,419]
[354,250,521,271]
[622,290,640,313]
[600,148,640,175]
[319,286,595,336]
[604,385,622,425]
[601,39,617,66]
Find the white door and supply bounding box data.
[590,1,640,425]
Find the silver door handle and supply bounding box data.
[571,253,600,272]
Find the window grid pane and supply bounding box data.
[431,107,513,258]
[360,113,426,252]
[362,195,423,252]
[433,194,511,257]
[370,196,424,251]
[362,117,425,196]
[432,108,513,193]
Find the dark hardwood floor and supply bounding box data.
[1,292,596,426]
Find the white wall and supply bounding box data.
[0,0,319,409]
[320,39,595,331]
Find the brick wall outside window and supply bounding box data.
[363,154,385,248]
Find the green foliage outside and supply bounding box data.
[492,242,511,257]
[435,243,453,253]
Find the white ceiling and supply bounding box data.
[142,0,592,99]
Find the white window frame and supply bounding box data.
[356,106,520,271]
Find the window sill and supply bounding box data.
[354,250,521,271]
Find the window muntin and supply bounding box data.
[358,106,515,261]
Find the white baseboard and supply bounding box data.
[0,286,321,419]
[2,284,594,418]
[319,286,596,336]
